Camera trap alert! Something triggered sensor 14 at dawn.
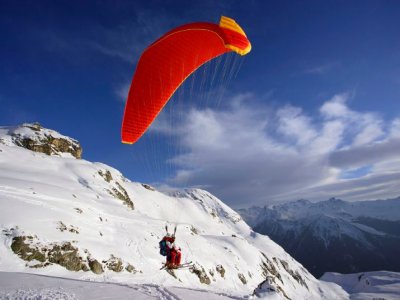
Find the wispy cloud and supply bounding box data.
[330,138,400,169]
[115,82,130,103]
[304,62,339,75]
[37,10,177,64]
[157,92,400,207]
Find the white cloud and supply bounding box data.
[157,93,400,207]
[115,82,130,102]
[320,93,385,148]
[352,122,384,146]
[320,93,351,119]
[276,105,317,146]
[304,62,339,75]
[308,120,345,155]
[330,138,400,169]
[390,118,400,138]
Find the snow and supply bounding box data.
[352,223,386,236]
[0,124,351,299]
[0,124,75,145]
[0,271,239,299]
[0,123,80,158]
[240,195,400,244]
[269,197,400,222]
[321,271,400,300]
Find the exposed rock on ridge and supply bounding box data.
[0,123,82,159]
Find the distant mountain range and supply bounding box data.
[238,197,400,278]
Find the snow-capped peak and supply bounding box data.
[167,188,243,225]
[0,122,82,159]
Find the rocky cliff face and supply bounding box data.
[0,123,82,159]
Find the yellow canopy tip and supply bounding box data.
[219,16,251,55]
[219,16,247,37]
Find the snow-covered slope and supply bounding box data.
[0,271,241,300]
[0,123,347,299]
[321,271,400,300]
[238,198,400,277]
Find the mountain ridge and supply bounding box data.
[238,196,400,277]
[0,123,346,299]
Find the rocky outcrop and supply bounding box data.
[280,259,308,289]
[238,273,247,284]
[97,168,134,210]
[11,236,88,272]
[104,255,124,272]
[254,276,291,300]
[190,226,199,235]
[9,233,140,276]
[107,182,134,210]
[260,253,283,283]
[190,264,211,284]
[57,221,79,234]
[88,259,104,274]
[125,263,136,273]
[47,243,88,272]
[98,170,113,183]
[11,236,46,266]
[142,184,155,191]
[1,123,82,158]
[216,264,225,278]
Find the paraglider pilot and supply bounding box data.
[159,226,182,269]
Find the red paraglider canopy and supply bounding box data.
[121,16,251,144]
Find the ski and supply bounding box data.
[175,263,193,270]
[160,261,193,270]
[175,261,192,269]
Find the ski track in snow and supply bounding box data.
[0,288,77,300]
[151,285,181,300]
[0,272,244,300]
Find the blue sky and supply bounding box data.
[1,1,400,207]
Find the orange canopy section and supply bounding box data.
[121,16,251,144]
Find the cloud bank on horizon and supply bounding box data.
[153,92,400,207]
